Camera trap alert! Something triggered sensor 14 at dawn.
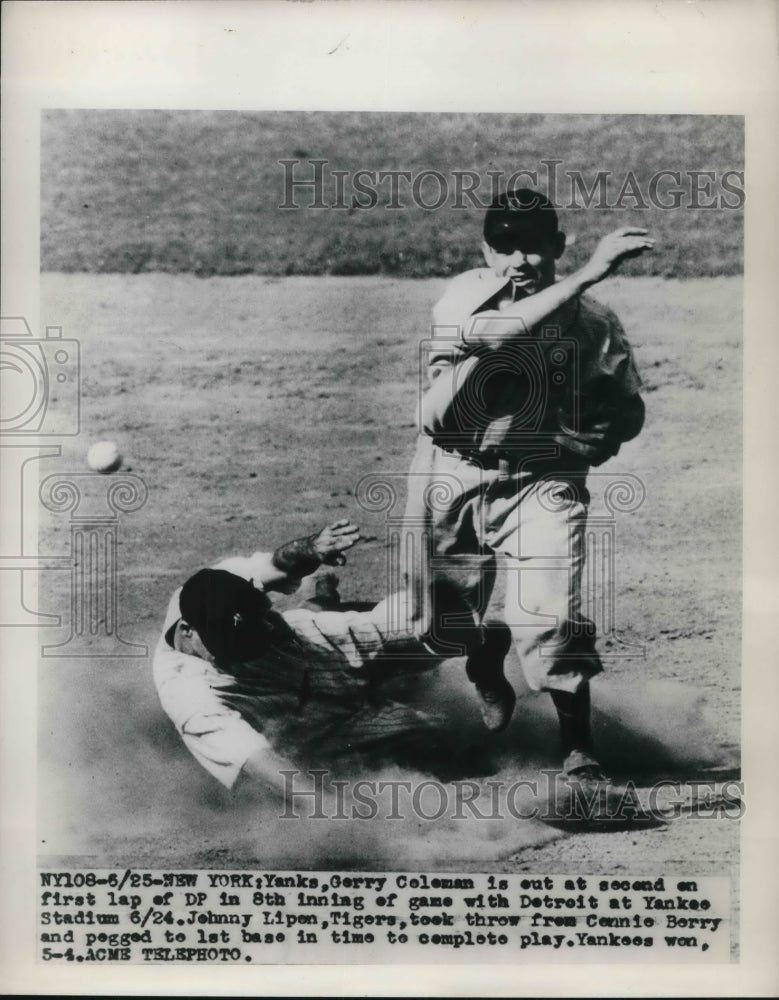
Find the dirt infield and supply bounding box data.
[37,273,740,899]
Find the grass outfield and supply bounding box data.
[42,111,743,278]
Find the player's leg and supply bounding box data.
[402,439,514,729]
[549,682,604,777]
[462,617,516,732]
[487,474,605,772]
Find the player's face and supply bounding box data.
[482,231,565,294]
[174,620,216,662]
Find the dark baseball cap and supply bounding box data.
[171,567,273,664]
[483,188,559,251]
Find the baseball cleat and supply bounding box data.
[543,756,666,831]
[473,675,517,732]
[562,749,609,780]
[466,621,516,731]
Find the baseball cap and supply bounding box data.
[173,567,273,664]
[483,188,559,251]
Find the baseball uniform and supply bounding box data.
[153,554,445,789]
[403,267,644,694]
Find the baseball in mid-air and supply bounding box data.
[87,440,123,474]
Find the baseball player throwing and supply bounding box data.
[404,188,651,786]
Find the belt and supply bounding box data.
[434,441,587,476]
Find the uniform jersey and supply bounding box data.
[421,268,644,465]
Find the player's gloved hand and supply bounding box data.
[272,520,361,578]
[554,390,644,466]
[554,395,623,465]
[554,417,620,465]
[312,519,361,566]
[579,227,655,286]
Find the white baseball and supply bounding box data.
[87,440,122,474]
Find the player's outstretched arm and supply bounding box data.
[240,745,306,800]
[311,519,362,566]
[577,226,656,285]
[468,228,654,348]
[216,521,361,594]
[271,519,361,579]
[241,745,344,818]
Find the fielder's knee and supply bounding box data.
[511,617,602,693]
